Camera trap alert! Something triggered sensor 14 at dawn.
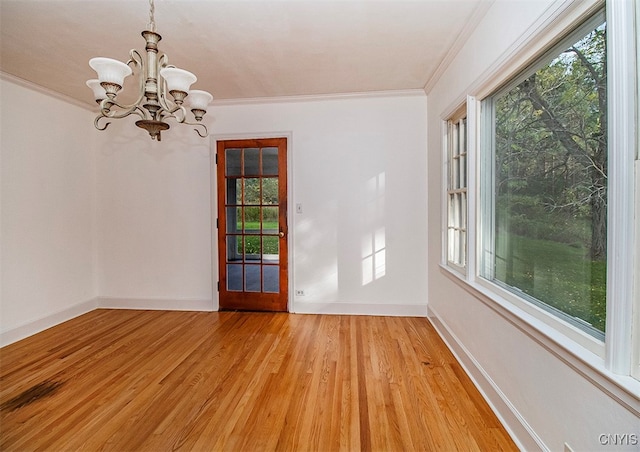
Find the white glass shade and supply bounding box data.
[89,57,132,86]
[160,67,197,93]
[188,90,213,110]
[86,79,107,101]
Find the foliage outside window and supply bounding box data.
[447,111,468,270]
[481,14,607,338]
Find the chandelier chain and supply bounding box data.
[148,0,156,32]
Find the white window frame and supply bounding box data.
[440,0,640,408]
[630,0,640,381]
[480,10,611,353]
[444,106,468,273]
[605,0,637,377]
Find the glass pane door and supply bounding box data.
[217,138,288,311]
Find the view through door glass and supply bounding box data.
[217,138,288,311]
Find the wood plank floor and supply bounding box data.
[0,310,517,451]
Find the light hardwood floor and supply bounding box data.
[0,310,517,451]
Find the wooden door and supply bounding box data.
[217,138,288,311]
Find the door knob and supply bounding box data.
[279,231,285,238]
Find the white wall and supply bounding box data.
[427,1,639,450]
[0,77,97,345]
[210,93,428,315]
[95,119,214,310]
[95,92,428,315]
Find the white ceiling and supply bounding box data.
[0,0,488,107]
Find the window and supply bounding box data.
[446,108,468,271]
[480,13,607,340]
[440,0,638,393]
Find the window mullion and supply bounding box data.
[479,96,496,281]
[442,119,451,266]
[467,96,479,282]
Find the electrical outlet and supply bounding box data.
[295,289,305,296]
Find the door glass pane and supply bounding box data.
[263,266,279,293]
[244,207,260,234]
[244,236,261,261]
[263,207,278,234]
[244,148,260,176]
[244,178,260,204]
[227,236,242,262]
[226,207,242,234]
[227,264,242,291]
[262,236,279,261]
[262,147,279,175]
[226,179,241,205]
[262,178,278,205]
[245,264,261,292]
[225,149,242,176]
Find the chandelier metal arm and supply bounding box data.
[97,97,147,121]
[156,105,209,137]
[94,115,111,131]
[123,49,148,113]
[93,106,147,133]
[94,108,147,129]
[192,123,208,138]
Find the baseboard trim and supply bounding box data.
[0,298,98,347]
[97,297,216,312]
[427,306,547,452]
[1,299,418,346]
[291,301,427,317]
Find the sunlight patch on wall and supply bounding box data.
[362,173,386,286]
[362,228,386,285]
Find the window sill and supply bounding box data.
[438,263,640,416]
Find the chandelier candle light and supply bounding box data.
[86,0,213,141]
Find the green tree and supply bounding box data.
[496,24,607,259]
[493,21,607,332]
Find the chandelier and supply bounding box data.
[86,0,213,141]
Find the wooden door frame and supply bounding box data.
[210,132,293,312]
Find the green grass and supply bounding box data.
[495,233,606,332]
[230,220,280,256]
[241,221,278,231]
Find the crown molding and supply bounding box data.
[423,0,494,94]
[210,89,426,107]
[1,72,426,110]
[0,72,95,111]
